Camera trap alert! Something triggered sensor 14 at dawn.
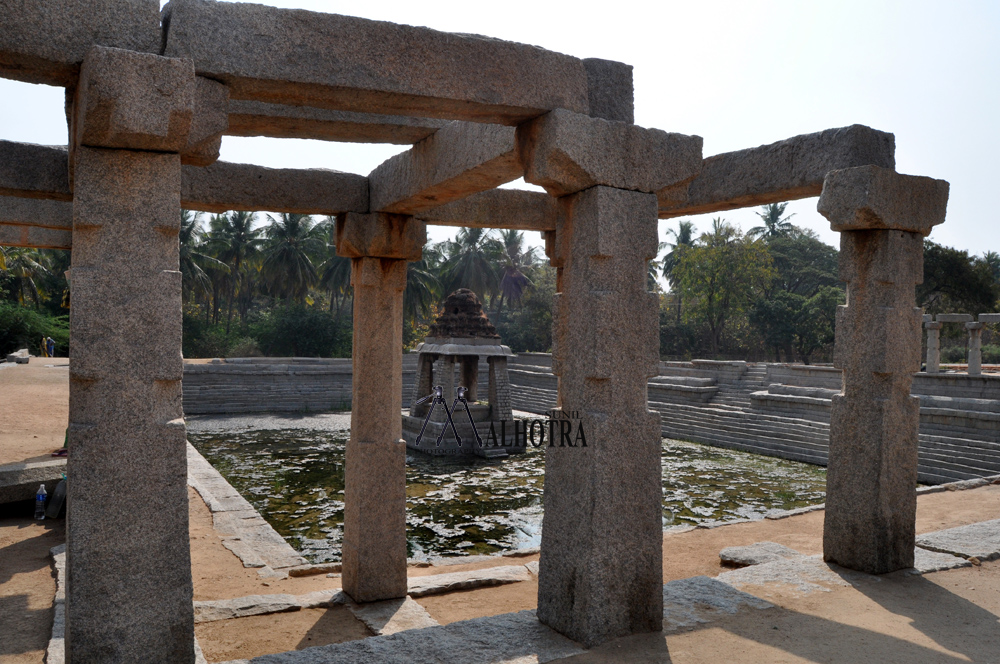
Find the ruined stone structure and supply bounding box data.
[404,289,518,458]
[0,0,950,659]
[924,313,998,376]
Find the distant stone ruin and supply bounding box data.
[0,0,951,659]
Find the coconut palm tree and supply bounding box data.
[0,247,50,307]
[441,227,500,304]
[748,202,795,240]
[661,220,696,323]
[316,218,353,317]
[404,248,443,324]
[207,210,264,333]
[262,213,325,305]
[493,229,538,317]
[179,209,227,305]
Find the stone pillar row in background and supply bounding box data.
[818,165,949,574]
[923,313,998,376]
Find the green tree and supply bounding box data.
[672,220,776,355]
[747,202,795,240]
[766,227,839,297]
[0,247,50,307]
[208,210,264,332]
[262,213,325,305]
[661,220,696,323]
[918,241,999,314]
[179,210,227,305]
[493,229,538,317]
[441,227,500,304]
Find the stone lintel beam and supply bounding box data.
[0,0,160,87]
[936,313,974,323]
[72,45,196,154]
[181,161,369,215]
[162,0,590,125]
[818,165,950,236]
[0,140,71,201]
[658,125,896,219]
[227,100,447,144]
[183,76,230,166]
[369,122,521,214]
[335,213,425,261]
[0,195,72,233]
[417,189,560,232]
[518,109,703,197]
[582,58,633,123]
[0,224,71,249]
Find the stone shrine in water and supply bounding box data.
[404,289,520,457]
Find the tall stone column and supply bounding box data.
[967,322,983,375]
[925,321,942,373]
[336,212,424,603]
[518,108,702,646]
[66,46,204,662]
[818,165,949,574]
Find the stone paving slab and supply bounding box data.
[717,555,854,594]
[910,548,973,574]
[915,519,1000,561]
[194,591,346,623]
[662,576,773,630]
[719,541,804,567]
[218,610,585,664]
[406,564,532,598]
[346,597,440,636]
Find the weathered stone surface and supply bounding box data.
[910,547,973,574]
[335,213,424,261]
[74,45,196,152]
[583,58,634,123]
[369,122,521,214]
[4,348,31,364]
[818,165,950,235]
[717,555,853,594]
[162,0,589,125]
[68,145,194,662]
[231,610,585,664]
[719,541,804,567]
[936,313,974,323]
[979,313,1000,324]
[0,458,67,504]
[661,576,772,630]
[0,224,72,249]
[915,519,1000,561]
[417,189,560,231]
[287,562,342,577]
[0,195,72,230]
[519,109,702,197]
[227,100,447,144]
[538,187,663,647]
[524,560,540,575]
[342,257,409,603]
[183,76,230,166]
[427,289,499,339]
[346,596,440,635]
[181,161,368,215]
[0,0,160,86]
[406,565,531,598]
[659,124,895,218]
[194,594,301,623]
[967,322,984,376]
[0,140,71,200]
[46,544,66,664]
[925,321,942,373]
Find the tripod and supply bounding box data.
[413,385,484,448]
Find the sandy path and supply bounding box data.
[0,358,69,464]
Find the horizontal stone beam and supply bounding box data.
[0,195,72,230]
[0,0,160,86]
[657,125,896,219]
[162,0,590,125]
[417,189,559,232]
[0,224,71,249]
[369,122,521,215]
[0,140,71,200]
[180,161,369,215]
[227,100,446,144]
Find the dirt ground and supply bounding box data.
[2,359,1000,663]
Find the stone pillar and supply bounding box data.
[488,356,513,422]
[336,212,424,603]
[66,46,207,663]
[460,355,479,401]
[410,353,435,417]
[967,322,984,375]
[431,356,457,421]
[925,321,942,373]
[818,165,949,574]
[518,107,702,647]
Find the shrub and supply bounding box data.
[941,346,967,364]
[982,344,1000,364]
[226,337,262,358]
[250,306,351,357]
[0,303,69,356]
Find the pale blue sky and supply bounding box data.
[1,0,996,259]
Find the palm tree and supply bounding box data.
[493,229,538,317]
[404,251,443,324]
[661,220,696,323]
[0,247,50,307]
[179,210,227,305]
[207,210,264,333]
[441,227,500,304]
[262,213,325,305]
[317,218,353,317]
[748,202,795,240]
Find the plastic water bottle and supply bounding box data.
[34,484,47,520]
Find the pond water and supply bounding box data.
[188,414,826,563]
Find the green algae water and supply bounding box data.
[187,414,826,563]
